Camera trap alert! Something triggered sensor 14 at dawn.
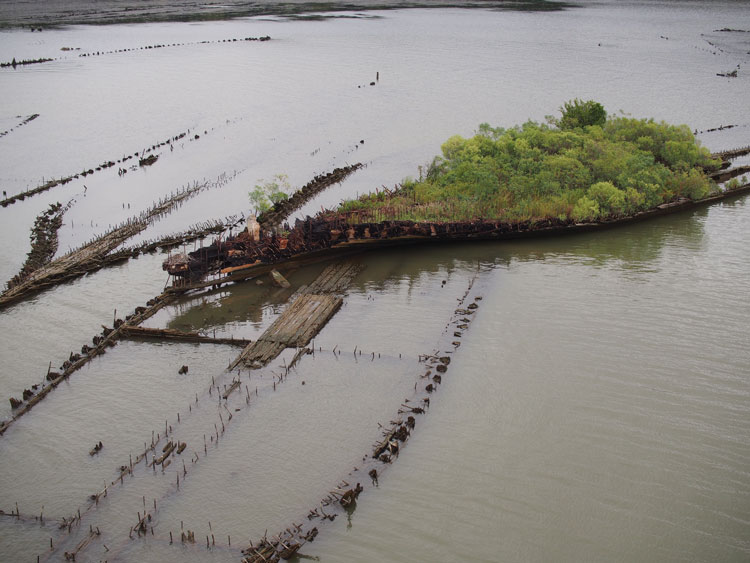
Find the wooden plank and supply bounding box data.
[229,261,362,370]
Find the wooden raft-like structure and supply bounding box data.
[230,261,362,370]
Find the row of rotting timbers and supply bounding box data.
[2,293,173,432]
[256,163,364,229]
[3,293,263,560]
[3,259,481,562]
[0,125,204,208]
[241,281,483,562]
[0,36,271,69]
[5,271,349,559]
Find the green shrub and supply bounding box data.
[334,102,715,225]
[588,181,626,216]
[572,196,600,222]
[559,99,607,129]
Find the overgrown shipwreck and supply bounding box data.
[163,177,750,290]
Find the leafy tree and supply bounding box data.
[248,174,291,215]
[559,99,607,129]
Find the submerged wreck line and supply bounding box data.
[241,273,484,563]
[257,163,364,228]
[0,292,175,435]
[6,201,71,289]
[0,112,39,138]
[0,124,218,208]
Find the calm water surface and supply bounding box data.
[0,1,749,562]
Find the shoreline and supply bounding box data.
[0,0,573,29]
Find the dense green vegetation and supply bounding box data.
[338,102,721,223]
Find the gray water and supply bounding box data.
[1,1,749,562]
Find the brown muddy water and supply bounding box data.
[1,1,749,561]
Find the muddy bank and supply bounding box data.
[0,0,571,28]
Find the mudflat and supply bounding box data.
[0,0,567,28]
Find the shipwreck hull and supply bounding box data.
[165,183,750,294]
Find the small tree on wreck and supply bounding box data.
[248,174,290,216]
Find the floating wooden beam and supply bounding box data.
[119,326,250,346]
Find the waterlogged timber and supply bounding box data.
[1,291,174,434]
[229,261,363,370]
[0,172,237,308]
[119,326,252,347]
[0,126,211,208]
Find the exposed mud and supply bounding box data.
[0,1,571,28]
